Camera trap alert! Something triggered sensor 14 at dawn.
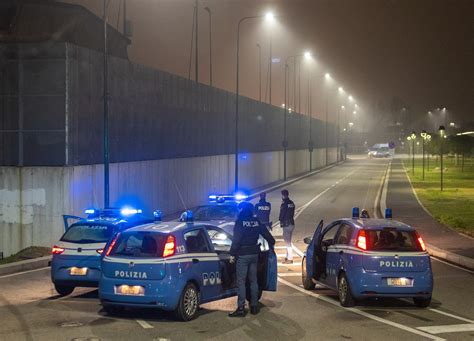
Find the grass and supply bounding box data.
[402,156,474,237]
[0,246,51,265]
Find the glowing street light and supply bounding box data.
[348,95,354,102]
[325,73,331,80]
[338,86,344,92]
[439,125,446,191]
[408,131,416,175]
[353,110,357,115]
[265,11,274,21]
[304,51,312,59]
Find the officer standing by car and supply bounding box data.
[279,189,296,264]
[229,202,275,317]
[254,192,272,230]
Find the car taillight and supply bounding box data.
[105,233,120,256]
[163,235,176,257]
[356,230,367,250]
[416,232,427,251]
[96,249,104,255]
[52,246,65,255]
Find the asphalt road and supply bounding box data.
[1,157,473,341]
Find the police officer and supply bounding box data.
[228,201,275,317]
[254,192,272,230]
[279,189,295,264]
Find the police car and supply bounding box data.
[99,212,277,321]
[51,207,157,296]
[179,193,248,234]
[302,208,433,308]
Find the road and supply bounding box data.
[1,157,473,340]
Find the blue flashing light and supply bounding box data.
[185,210,194,222]
[208,195,218,200]
[352,207,360,219]
[385,208,393,219]
[234,192,248,202]
[85,208,96,215]
[153,210,162,221]
[120,207,142,216]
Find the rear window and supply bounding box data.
[61,224,114,244]
[109,232,167,258]
[365,229,421,251]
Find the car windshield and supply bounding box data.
[109,232,168,258]
[193,205,239,221]
[61,224,114,244]
[365,229,422,251]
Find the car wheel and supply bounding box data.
[54,284,74,296]
[338,273,356,307]
[413,297,431,308]
[302,257,315,290]
[174,283,200,321]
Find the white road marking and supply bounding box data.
[417,324,474,335]
[430,257,474,274]
[278,273,301,277]
[277,277,445,340]
[0,266,49,279]
[428,309,474,324]
[274,246,287,249]
[136,319,154,329]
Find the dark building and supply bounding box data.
[0,0,130,59]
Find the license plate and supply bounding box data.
[70,267,88,276]
[115,285,145,296]
[387,277,413,287]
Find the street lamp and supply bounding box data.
[439,125,445,191]
[204,7,213,86]
[235,11,274,191]
[407,131,416,175]
[102,0,110,208]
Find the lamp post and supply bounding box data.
[204,7,212,86]
[102,0,110,208]
[411,131,416,175]
[420,131,431,180]
[235,12,274,191]
[439,125,445,191]
[256,43,261,101]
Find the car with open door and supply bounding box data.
[302,208,433,308]
[51,207,156,296]
[99,212,277,321]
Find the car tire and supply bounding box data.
[302,257,315,290]
[174,282,200,321]
[413,297,431,308]
[338,273,356,307]
[54,284,74,296]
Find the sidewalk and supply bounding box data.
[386,159,474,268]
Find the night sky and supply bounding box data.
[69,0,473,128]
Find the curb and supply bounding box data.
[427,244,474,271]
[0,256,51,276]
[380,159,474,271]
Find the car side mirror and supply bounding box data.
[303,237,312,245]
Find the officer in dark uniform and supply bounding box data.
[228,202,275,317]
[254,192,272,230]
[279,189,296,264]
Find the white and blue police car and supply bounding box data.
[302,208,433,308]
[179,193,248,234]
[51,207,157,296]
[99,211,277,321]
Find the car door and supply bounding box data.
[306,220,324,281]
[320,222,342,286]
[204,226,236,296]
[328,223,354,288]
[183,228,221,302]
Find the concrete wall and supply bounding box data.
[0,147,337,257]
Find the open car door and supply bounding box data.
[62,215,82,232]
[305,220,324,281]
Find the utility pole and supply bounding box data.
[103,0,110,208]
[204,7,212,86]
[257,43,261,101]
[195,0,199,83]
[269,35,272,105]
[123,0,126,34]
